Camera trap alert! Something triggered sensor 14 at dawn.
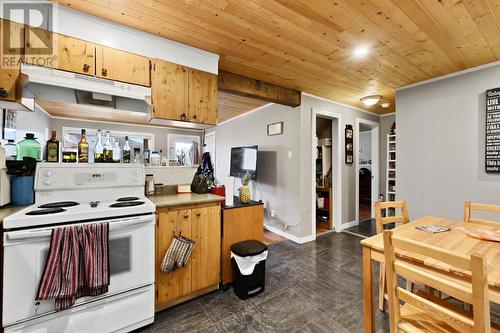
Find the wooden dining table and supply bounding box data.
[361,216,500,333]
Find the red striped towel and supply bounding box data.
[36,223,110,311]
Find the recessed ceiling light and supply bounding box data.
[353,45,370,58]
[381,102,391,108]
[360,95,380,106]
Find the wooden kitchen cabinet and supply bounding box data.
[188,68,217,124]
[151,59,189,121]
[155,202,220,311]
[96,45,151,86]
[0,20,24,102]
[25,28,95,75]
[151,59,217,125]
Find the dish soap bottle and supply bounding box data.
[123,136,131,163]
[78,129,89,163]
[46,131,59,162]
[17,133,41,161]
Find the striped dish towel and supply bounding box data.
[36,223,110,311]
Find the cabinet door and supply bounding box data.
[151,59,189,121]
[156,209,192,305]
[0,20,24,101]
[191,205,221,291]
[188,68,217,124]
[96,45,150,86]
[25,28,95,75]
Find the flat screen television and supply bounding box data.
[230,145,258,180]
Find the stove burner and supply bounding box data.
[26,208,66,215]
[116,197,140,202]
[38,201,80,209]
[110,201,145,208]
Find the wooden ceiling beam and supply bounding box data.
[218,70,301,108]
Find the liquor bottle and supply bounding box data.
[46,131,59,162]
[123,136,131,163]
[94,130,104,163]
[112,139,121,163]
[78,129,89,163]
[103,131,113,163]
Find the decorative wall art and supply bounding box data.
[267,121,283,136]
[486,88,500,173]
[345,124,353,164]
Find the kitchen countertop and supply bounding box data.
[0,205,26,223]
[147,193,224,208]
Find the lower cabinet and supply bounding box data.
[155,202,220,310]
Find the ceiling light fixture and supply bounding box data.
[360,95,381,106]
[353,45,370,58]
[381,102,391,108]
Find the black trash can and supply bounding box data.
[231,240,268,300]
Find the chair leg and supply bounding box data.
[379,263,386,311]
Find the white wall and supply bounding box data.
[359,131,372,162]
[2,5,219,74]
[396,63,500,221]
[212,104,302,238]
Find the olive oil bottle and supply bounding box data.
[103,131,113,163]
[94,130,104,163]
[78,129,89,163]
[46,131,59,162]
[123,136,131,163]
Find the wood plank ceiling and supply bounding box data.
[58,0,500,115]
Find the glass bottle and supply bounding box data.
[46,131,59,162]
[62,148,77,163]
[94,130,104,163]
[133,148,141,163]
[5,139,17,160]
[123,136,131,163]
[143,138,150,166]
[17,133,41,161]
[103,131,113,163]
[112,139,121,163]
[78,129,89,163]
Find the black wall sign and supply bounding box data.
[486,88,500,173]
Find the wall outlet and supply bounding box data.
[270,210,276,218]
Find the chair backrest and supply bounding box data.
[464,201,500,227]
[374,200,410,234]
[383,230,490,333]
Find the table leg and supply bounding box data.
[363,245,375,333]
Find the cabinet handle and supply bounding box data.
[180,113,187,121]
[83,64,89,72]
[0,88,7,98]
[102,68,108,76]
[193,114,197,119]
[184,213,189,219]
[196,212,201,217]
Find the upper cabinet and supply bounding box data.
[25,28,95,76]
[151,59,189,121]
[151,59,217,125]
[0,20,24,101]
[188,69,217,125]
[96,46,151,86]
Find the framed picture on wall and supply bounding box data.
[267,121,283,136]
[345,124,353,164]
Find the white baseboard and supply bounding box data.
[339,220,359,230]
[264,224,315,244]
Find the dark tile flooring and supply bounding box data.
[136,232,389,333]
[344,218,377,238]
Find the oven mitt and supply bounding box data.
[177,236,195,268]
[161,237,182,273]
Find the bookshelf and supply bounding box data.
[386,133,396,216]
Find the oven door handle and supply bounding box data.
[6,216,153,241]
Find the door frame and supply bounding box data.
[355,118,380,223]
[311,108,342,238]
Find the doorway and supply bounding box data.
[355,118,379,224]
[311,109,342,238]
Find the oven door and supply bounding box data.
[3,215,155,327]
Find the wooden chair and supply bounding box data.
[464,201,500,227]
[374,200,410,311]
[383,230,494,333]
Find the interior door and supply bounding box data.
[95,45,150,86]
[152,59,189,121]
[370,126,379,218]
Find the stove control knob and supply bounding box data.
[44,171,52,177]
[44,179,53,185]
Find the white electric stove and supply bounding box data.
[3,163,156,333]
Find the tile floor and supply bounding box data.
[135,232,389,332]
